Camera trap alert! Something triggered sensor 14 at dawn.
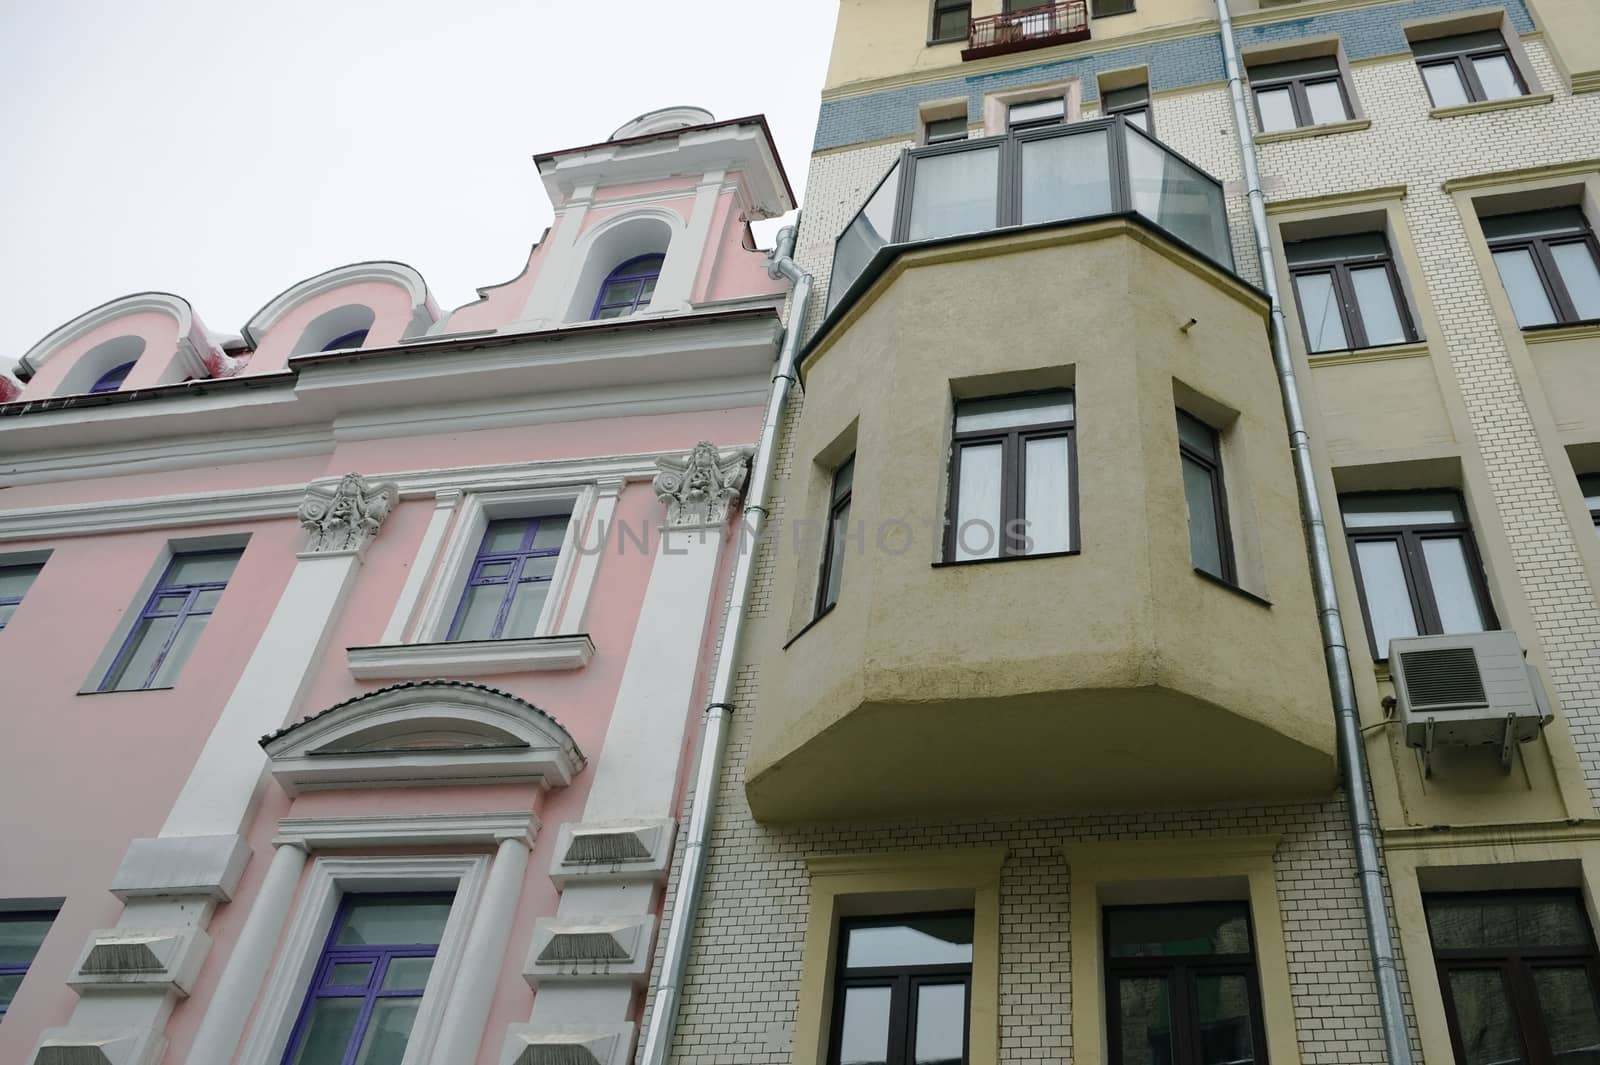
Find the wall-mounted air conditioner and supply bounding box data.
[1389,630,1550,775]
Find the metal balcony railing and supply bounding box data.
[826,117,1235,316]
[963,2,1090,60]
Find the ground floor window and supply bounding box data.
[829,912,973,1065]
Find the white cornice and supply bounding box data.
[346,634,596,680]
[243,261,437,346]
[275,811,539,849]
[19,292,202,376]
[0,425,335,487]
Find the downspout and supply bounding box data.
[1213,5,1415,1064]
[639,223,812,1065]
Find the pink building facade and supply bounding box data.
[0,107,793,1065]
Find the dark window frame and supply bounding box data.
[1177,410,1236,584]
[1287,233,1419,353]
[817,455,855,618]
[1413,31,1527,106]
[99,548,242,692]
[446,514,570,642]
[943,391,1078,563]
[1485,210,1600,328]
[1103,902,1270,1065]
[1091,0,1137,17]
[930,0,971,43]
[0,561,44,632]
[1579,472,1600,532]
[924,115,970,145]
[1249,57,1353,131]
[1102,84,1153,134]
[826,912,974,1065]
[1006,96,1067,131]
[1427,889,1600,1065]
[1340,490,1499,660]
[0,909,57,1019]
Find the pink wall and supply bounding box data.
[244,279,421,375]
[20,310,181,400]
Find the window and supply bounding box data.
[1007,97,1066,130]
[1484,208,1600,328]
[0,911,56,1019]
[925,116,969,145]
[828,913,973,1065]
[1580,474,1600,537]
[1286,232,1417,352]
[1249,54,1351,132]
[946,391,1076,562]
[0,563,43,631]
[931,0,970,42]
[100,549,241,691]
[1340,491,1496,658]
[1092,0,1137,15]
[818,456,854,617]
[280,893,454,1065]
[1177,410,1234,583]
[89,361,135,394]
[320,329,369,352]
[446,514,570,641]
[591,254,664,320]
[1105,902,1266,1065]
[1412,30,1526,107]
[1426,891,1600,1065]
[1103,84,1152,132]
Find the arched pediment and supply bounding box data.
[261,680,584,795]
[242,261,437,347]
[17,292,210,380]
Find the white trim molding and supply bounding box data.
[274,811,539,850]
[242,261,438,347]
[346,634,595,680]
[18,292,212,379]
[499,1022,637,1065]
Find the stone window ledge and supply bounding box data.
[346,634,594,680]
[1253,116,1371,145]
[1429,93,1553,120]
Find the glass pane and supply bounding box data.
[600,279,642,306]
[926,117,968,143]
[151,613,207,687]
[933,6,968,39]
[104,615,178,691]
[1255,87,1297,132]
[955,391,1074,432]
[1106,904,1252,958]
[1305,80,1349,124]
[1342,492,1467,528]
[0,972,21,1011]
[520,555,559,582]
[0,916,53,965]
[288,997,363,1065]
[192,588,224,612]
[351,998,421,1065]
[474,560,514,581]
[1008,98,1064,127]
[1025,436,1072,555]
[1483,208,1589,242]
[1124,108,1150,131]
[1427,894,1592,950]
[337,897,453,947]
[1183,456,1226,579]
[530,515,571,550]
[382,956,434,991]
[833,458,856,503]
[1474,54,1522,100]
[1176,410,1218,460]
[838,986,892,1065]
[166,552,240,585]
[1581,473,1600,512]
[594,305,627,320]
[823,499,851,611]
[1125,128,1232,267]
[1195,973,1258,1065]
[1294,271,1349,352]
[1250,55,1340,81]
[1117,976,1175,1065]
[907,146,999,242]
[0,565,41,599]
[1422,62,1471,107]
[829,162,901,312]
[915,983,967,1065]
[1412,30,1508,58]
[1421,537,1489,634]
[954,443,1003,561]
[1447,969,1525,1065]
[151,593,190,614]
[639,278,657,302]
[1350,266,1409,346]
[1533,967,1600,1064]
[1553,242,1600,321]
[1353,540,1420,655]
[327,961,373,987]
[846,914,975,968]
[450,584,506,641]
[1104,85,1150,110]
[0,603,14,628]
[502,580,550,638]
[483,519,530,553]
[1020,130,1112,225]
[1286,232,1390,266]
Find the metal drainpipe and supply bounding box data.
[638,223,812,1065]
[1213,4,1415,1063]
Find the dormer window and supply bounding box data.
[89,361,136,394]
[592,254,665,320]
[321,328,371,352]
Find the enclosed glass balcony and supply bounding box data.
[827,117,1235,314]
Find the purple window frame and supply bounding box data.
[591,254,665,319]
[279,893,452,1065]
[89,361,136,394]
[446,516,568,642]
[320,329,370,352]
[0,562,44,631]
[0,910,57,1019]
[99,549,240,692]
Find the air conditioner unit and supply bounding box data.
[1389,630,1550,775]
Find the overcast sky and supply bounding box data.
[0,1,837,369]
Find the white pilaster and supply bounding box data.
[519,189,594,328]
[649,170,725,313]
[381,488,461,644]
[554,478,623,634]
[431,836,531,1064]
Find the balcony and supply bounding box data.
[826,118,1234,323]
[963,2,1090,61]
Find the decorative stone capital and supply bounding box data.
[653,442,748,527]
[298,473,399,554]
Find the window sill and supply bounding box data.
[1307,341,1430,367]
[783,604,835,651]
[1193,567,1273,607]
[1522,319,1600,345]
[1253,117,1371,145]
[1429,92,1553,120]
[76,685,177,697]
[931,549,1079,568]
[345,634,595,680]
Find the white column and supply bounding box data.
[430,836,531,1064]
[650,170,724,313]
[182,841,308,1065]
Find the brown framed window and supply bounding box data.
[1426,891,1600,1065]
[924,116,970,145]
[1484,208,1600,328]
[931,0,971,43]
[1581,473,1600,538]
[1177,410,1234,583]
[1249,54,1352,132]
[1340,491,1497,659]
[828,913,973,1065]
[1285,232,1418,353]
[817,455,854,617]
[1105,902,1267,1065]
[1103,83,1152,133]
[1006,97,1066,130]
[1411,30,1527,107]
[1092,0,1137,16]
[945,390,1076,562]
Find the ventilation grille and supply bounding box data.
[538,931,630,963]
[564,831,651,864]
[1398,646,1488,710]
[81,940,165,975]
[35,1047,116,1065]
[513,1044,606,1065]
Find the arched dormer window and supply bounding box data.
[290,304,377,357]
[89,361,136,394]
[58,335,147,397]
[592,254,665,320]
[321,328,370,351]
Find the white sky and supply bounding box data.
[0,1,838,369]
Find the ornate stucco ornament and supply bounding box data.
[299,472,400,554]
[653,442,749,527]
